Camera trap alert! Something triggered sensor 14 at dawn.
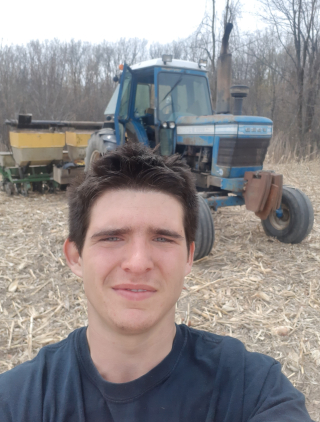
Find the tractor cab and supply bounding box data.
[110,57,273,184]
[113,58,212,156]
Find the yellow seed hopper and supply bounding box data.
[9,130,65,166]
[2,115,103,195]
[65,131,92,162]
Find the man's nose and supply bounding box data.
[121,238,154,274]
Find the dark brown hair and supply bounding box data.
[67,142,198,254]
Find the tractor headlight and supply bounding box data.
[198,59,207,68]
[162,122,168,128]
[101,135,112,141]
[168,121,175,129]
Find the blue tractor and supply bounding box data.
[85,25,314,260]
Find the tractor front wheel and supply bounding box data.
[261,186,314,244]
[194,195,215,261]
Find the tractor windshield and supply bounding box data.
[158,72,212,121]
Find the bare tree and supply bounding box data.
[259,0,320,151]
[1,27,319,157]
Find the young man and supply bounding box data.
[0,143,313,421]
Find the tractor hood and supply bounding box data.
[175,115,273,142]
[176,114,273,128]
[175,114,273,179]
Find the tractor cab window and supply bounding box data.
[104,85,120,116]
[119,69,132,120]
[134,83,156,146]
[134,83,155,118]
[158,72,212,121]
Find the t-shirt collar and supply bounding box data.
[75,324,187,402]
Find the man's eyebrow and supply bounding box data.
[90,227,184,240]
[148,228,185,240]
[90,228,132,240]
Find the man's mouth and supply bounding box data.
[124,289,148,292]
[112,284,156,301]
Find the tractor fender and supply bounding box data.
[85,129,117,171]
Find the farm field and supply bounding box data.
[0,160,319,419]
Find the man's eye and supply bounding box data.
[154,237,172,243]
[101,237,120,242]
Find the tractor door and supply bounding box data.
[114,64,133,145]
[114,64,149,146]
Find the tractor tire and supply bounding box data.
[21,182,29,197]
[261,186,314,244]
[85,130,117,171]
[5,182,14,196]
[194,195,215,261]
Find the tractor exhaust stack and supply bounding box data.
[215,23,233,114]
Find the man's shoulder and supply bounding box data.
[0,327,84,389]
[185,324,243,347]
[181,324,276,371]
[0,328,87,421]
[183,324,249,352]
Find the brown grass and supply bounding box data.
[0,159,319,419]
[267,132,319,163]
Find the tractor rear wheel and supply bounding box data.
[261,186,314,244]
[85,131,117,171]
[194,195,215,261]
[85,134,105,171]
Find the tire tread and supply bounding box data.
[194,196,215,261]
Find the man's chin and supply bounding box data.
[112,311,158,335]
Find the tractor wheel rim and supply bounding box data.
[269,205,290,231]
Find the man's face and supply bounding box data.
[65,189,194,334]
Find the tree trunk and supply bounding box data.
[211,0,217,105]
[297,68,304,150]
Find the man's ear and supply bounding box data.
[63,238,83,278]
[185,241,195,276]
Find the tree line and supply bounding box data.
[1,0,319,160]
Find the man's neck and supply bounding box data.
[86,310,176,384]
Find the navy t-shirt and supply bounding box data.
[0,324,313,421]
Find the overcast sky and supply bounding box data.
[1,0,262,46]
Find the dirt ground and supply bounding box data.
[0,160,319,419]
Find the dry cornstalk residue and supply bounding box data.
[0,159,319,419]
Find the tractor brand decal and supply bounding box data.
[238,125,273,136]
[176,125,215,135]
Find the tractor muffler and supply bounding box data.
[216,23,233,114]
